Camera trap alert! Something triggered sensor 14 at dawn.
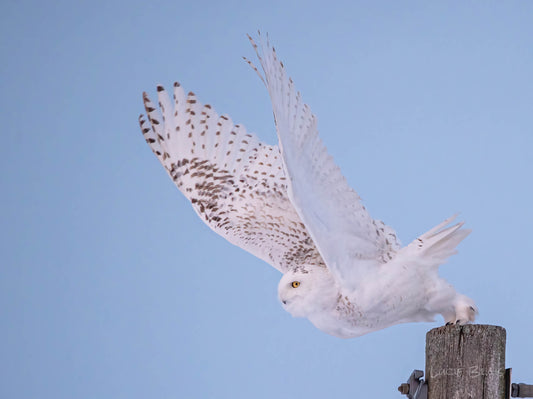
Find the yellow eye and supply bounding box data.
[291,281,300,288]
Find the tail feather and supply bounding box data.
[406,216,476,324]
[409,215,471,265]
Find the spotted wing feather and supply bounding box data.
[139,83,324,272]
[249,35,401,289]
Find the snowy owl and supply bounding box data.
[138,34,477,338]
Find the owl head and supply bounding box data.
[278,267,337,318]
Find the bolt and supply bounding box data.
[398,383,410,395]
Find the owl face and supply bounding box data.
[278,268,336,318]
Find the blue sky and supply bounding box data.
[1,1,532,398]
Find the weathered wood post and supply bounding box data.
[425,324,507,399]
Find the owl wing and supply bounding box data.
[139,83,324,273]
[249,35,401,289]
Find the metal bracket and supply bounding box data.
[398,370,428,399]
[508,367,533,398]
[512,383,533,397]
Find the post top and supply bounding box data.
[427,324,506,337]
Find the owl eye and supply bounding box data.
[291,281,300,288]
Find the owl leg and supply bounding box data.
[443,294,477,325]
[454,294,478,324]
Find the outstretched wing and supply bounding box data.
[249,35,401,289]
[139,83,324,273]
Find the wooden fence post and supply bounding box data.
[425,324,507,399]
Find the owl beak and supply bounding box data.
[282,300,287,305]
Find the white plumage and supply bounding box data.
[139,34,476,338]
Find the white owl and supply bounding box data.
[139,34,477,338]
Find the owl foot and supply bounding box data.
[443,295,477,326]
